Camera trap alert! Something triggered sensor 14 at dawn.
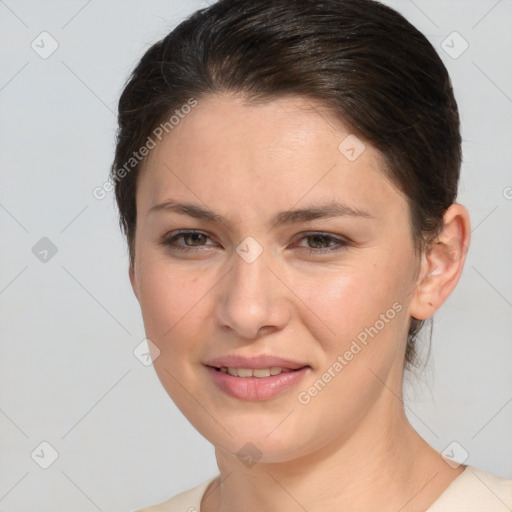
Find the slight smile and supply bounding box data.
[204,355,311,401]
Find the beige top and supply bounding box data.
[136,465,512,511]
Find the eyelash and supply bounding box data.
[159,230,350,255]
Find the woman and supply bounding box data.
[111,0,512,510]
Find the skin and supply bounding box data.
[130,93,471,512]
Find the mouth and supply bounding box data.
[209,366,305,378]
[204,356,311,401]
[204,354,308,372]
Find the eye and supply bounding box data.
[294,232,350,254]
[159,230,217,251]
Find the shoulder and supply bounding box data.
[428,465,512,511]
[134,475,219,512]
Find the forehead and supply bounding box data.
[137,93,407,222]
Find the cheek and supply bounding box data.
[290,262,396,340]
[135,260,212,403]
[136,257,208,346]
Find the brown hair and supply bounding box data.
[111,0,461,368]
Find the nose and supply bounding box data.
[214,253,291,340]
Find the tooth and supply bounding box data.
[223,367,291,378]
[253,368,271,378]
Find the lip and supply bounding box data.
[204,354,311,401]
[204,354,307,370]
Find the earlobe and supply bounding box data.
[408,203,471,320]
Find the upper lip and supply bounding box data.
[204,354,308,370]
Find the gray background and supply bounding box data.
[0,1,511,511]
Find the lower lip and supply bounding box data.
[206,366,310,401]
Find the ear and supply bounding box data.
[129,263,139,302]
[409,203,471,320]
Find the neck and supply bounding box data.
[202,391,464,512]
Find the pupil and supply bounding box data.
[310,235,327,248]
[187,233,204,245]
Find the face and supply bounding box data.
[130,93,422,463]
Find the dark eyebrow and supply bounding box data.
[272,202,373,225]
[148,199,373,227]
[148,200,227,225]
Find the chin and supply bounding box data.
[192,411,315,462]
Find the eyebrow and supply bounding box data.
[148,199,373,227]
